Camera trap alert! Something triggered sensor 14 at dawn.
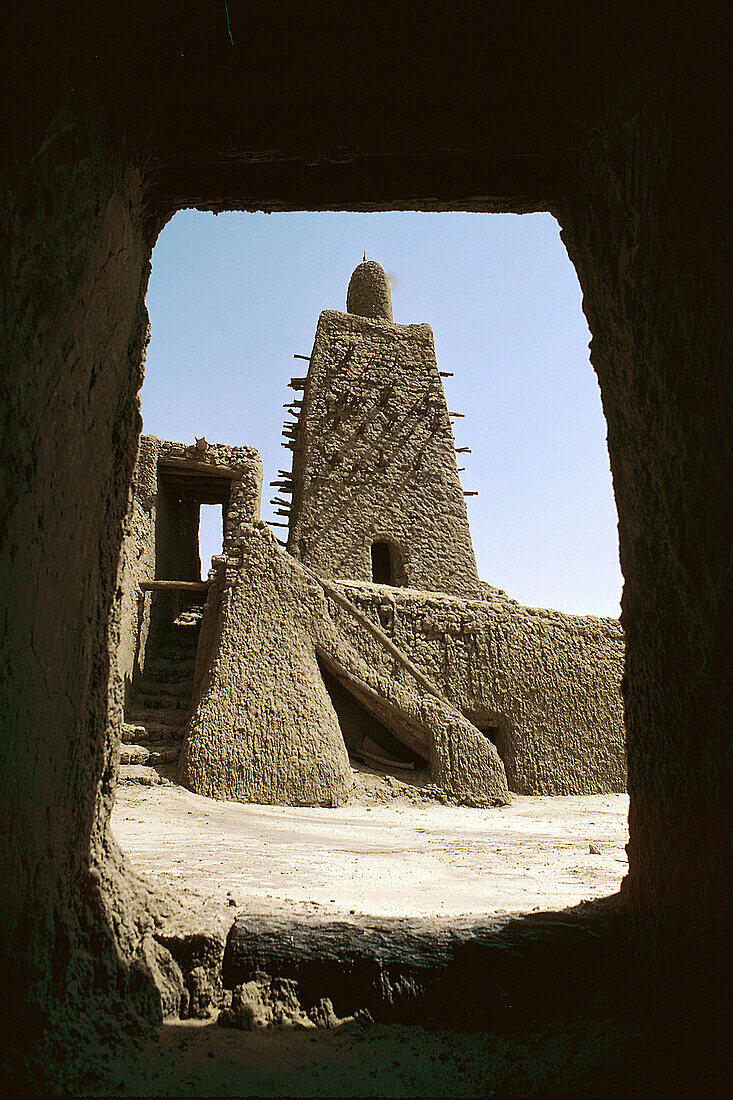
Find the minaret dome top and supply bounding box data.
[346,260,393,322]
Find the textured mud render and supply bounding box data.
[1,7,729,1095]
[340,583,625,795]
[178,524,509,807]
[347,259,394,322]
[288,310,481,599]
[289,255,477,600]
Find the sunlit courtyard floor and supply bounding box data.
[89,784,634,1097]
[111,779,629,935]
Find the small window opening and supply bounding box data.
[468,714,513,782]
[478,723,500,747]
[371,540,402,586]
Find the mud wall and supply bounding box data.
[179,524,508,807]
[557,74,731,1067]
[115,438,157,708]
[0,88,161,1080]
[340,582,626,794]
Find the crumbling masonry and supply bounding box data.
[115,262,625,805]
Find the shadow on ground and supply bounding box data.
[72,897,649,1097]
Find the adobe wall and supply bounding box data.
[179,531,356,807]
[0,92,163,1081]
[338,582,626,795]
[557,75,731,1068]
[288,311,481,598]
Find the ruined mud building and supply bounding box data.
[116,260,625,806]
[3,6,728,1094]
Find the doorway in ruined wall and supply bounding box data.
[111,208,627,922]
[155,465,230,583]
[123,462,231,783]
[146,463,230,650]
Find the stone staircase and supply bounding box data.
[119,605,204,785]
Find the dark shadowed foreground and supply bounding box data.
[80,1017,634,1098]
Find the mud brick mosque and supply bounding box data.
[5,12,725,1090]
[114,260,625,806]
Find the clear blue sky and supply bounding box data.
[141,210,622,617]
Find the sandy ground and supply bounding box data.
[89,781,632,1096]
[111,773,629,933]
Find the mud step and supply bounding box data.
[130,691,190,710]
[148,654,197,668]
[157,641,200,660]
[143,659,197,682]
[118,763,178,787]
[174,607,204,625]
[120,741,181,766]
[125,705,189,728]
[170,629,201,643]
[172,617,202,632]
[222,907,625,1028]
[122,722,186,744]
[171,627,202,640]
[134,678,193,698]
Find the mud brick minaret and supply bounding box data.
[285,261,480,598]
